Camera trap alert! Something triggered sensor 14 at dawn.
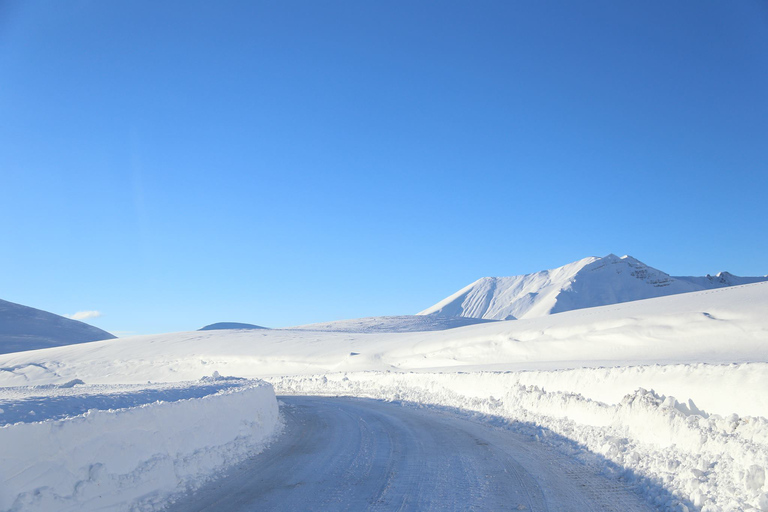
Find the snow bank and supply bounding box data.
[0,378,280,512]
[368,363,768,419]
[273,371,768,512]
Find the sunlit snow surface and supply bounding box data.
[285,314,497,333]
[1,281,767,511]
[0,377,280,512]
[0,378,251,425]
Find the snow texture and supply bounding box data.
[419,254,768,321]
[2,282,765,388]
[0,298,115,355]
[1,279,767,511]
[273,371,768,512]
[0,377,280,512]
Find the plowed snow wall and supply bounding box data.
[0,381,279,512]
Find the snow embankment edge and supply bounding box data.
[0,379,280,512]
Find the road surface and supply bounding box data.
[166,396,656,511]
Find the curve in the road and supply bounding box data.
[166,396,656,512]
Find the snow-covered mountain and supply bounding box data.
[0,298,116,354]
[418,254,768,321]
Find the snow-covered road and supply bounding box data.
[166,396,656,512]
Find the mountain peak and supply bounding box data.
[418,255,768,321]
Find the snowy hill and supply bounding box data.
[0,298,116,354]
[3,281,767,403]
[285,315,497,333]
[2,282,768,510]
[418,253,768,320]
[199,322,268,331]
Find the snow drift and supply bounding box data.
[0,378,280,512]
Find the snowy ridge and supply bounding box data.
[0,298,115,355]
[285,315,497,333]
[273,371,768,512]
[676,271,768,289]
[418,256,602,320]
[199,322,268,331]
[0,378,280,512]
[418,254,768,320]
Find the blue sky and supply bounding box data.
[1,1,767,335]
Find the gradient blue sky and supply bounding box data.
[1,1,767,335]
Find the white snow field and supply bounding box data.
[0,281,766,511]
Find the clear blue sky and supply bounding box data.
[1,1,767,335]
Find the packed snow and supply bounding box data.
[0,279,766,511]
[418,254,768,321]
[166,395,659,512]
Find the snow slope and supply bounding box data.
[285,314,497,333]
[0,298,115,354]
[1,282,767,511]
[196,316,495,334]
[418,254,768,320]
[1,282,766,416]
[199,322,268,331]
